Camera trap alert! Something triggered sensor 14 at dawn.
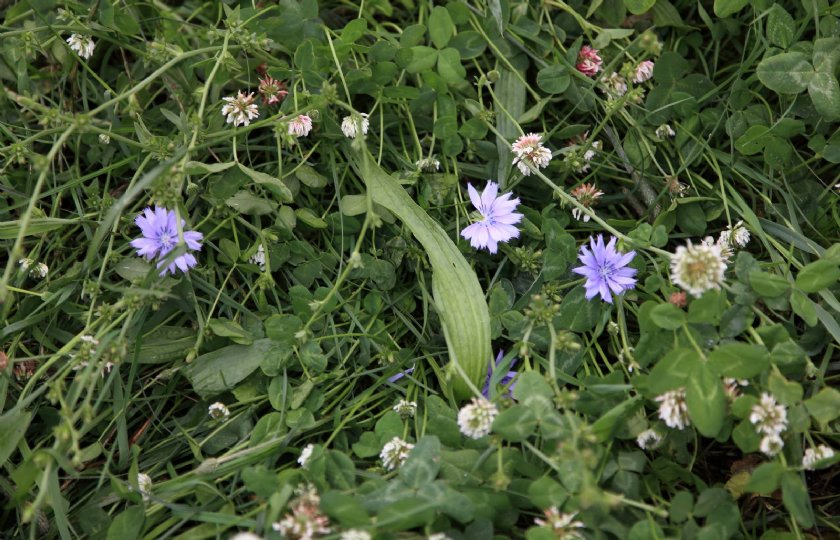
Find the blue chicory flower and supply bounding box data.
[460,181,523,254]
[482,350,518,398]
[130,206,203,276]
[571,234,637,303]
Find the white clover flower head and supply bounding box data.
[656,124,676,139]
[599,72,627,97]
[392,399,417,418]
[636,428,662,450]
[670,239,728,298]
[80,334,99,346]
[750,393,788,436]
[208,402,230,421]
[229,532,263,540]
[19,258,34,271]
[723,377,748,399]
[250,244,266,271]
[340,530,372,540]
[719,220,750,248]
[760,433,784,457]
[99,133,111,145]
[137,472,152,501]
[457,397,498,439]
[273,485,331,539]
[230,531,263,540]
[221,91,260,128]
[428,534,453,540]
[341,113,369,138]
[31,262,48,279]
[802,445,835,470]
[288,114,313,137]
[416,156,441,172]
[298,443,315,469]
[511,133,552,176]
[67,33,96,59]
[655,388,690,430]
[380,437,413,470]
[534,508,585,539]
[701,235,733,263]
[633,60,655,83]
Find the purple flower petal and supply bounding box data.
[574,235,636,303]
[460,181,523,254]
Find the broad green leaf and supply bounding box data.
[528,477,568,509]
[649,302,686,330]
[512,371,554,416]
[707,343,768,379]
[685,362,725,437]
[437,47,466,83]
[795,259,840,293]
[320,491,369,527]
[812,37,840,73]
[556,286,601,332]
[790,289,818,326]
[295,208,327,229]
[748,270,790,297]
[225,190,277,216]
[624,0,655,15]
[351,150,491,397]
[781,472,814,528]
[400,436,442,488]
[340,18,367,43]
[185,161,235,174]
[296,164,327,188]
[767,369,802,405]
[406,46,438,73]
[713,0,748,18]
[183,339,275,398]
[0,408,31,464]
[745,462,784,495]
[765,5,795,48]
[644,348,700,395]
[106,507,144,540]
[536,65,570,94]
[495,68,526,182]
[429,6,455,49]
[804,387,840,426]
[238,163,293,202]
[756,52,813,94]
[492,405,538,442]
[808,72,840,121]
[591,396,643,442]
[734,125,770,155]
[0,218,78,239]
[135,326,194,364]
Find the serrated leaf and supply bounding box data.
[756,52,813,94]
[685,362,725,437]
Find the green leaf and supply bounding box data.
[429,6,455,49]
[320,491,369,527]
[745,462,785,495]
[649,302,686,330]
[400,436,441,488]
[512,371,554,417]
[756,52,813,94]
[685,362,725,437]
[804,387,840,426]
[808,72,840,121]
[106,507,144,540]
[296,164,327,188]
[340,18,367,43]
[556,286,601,332]
[0,408,31,464]
[624,0,655,15]
[781,472,814,528]
[0,218,79,239]
[492,405,538,442]
[296,208,327,229]
[812,37,840,73]
[644,348,700,395]
[406,46,438,73]
[264,314,303,346]
[351,151,491,397]
[713,0,749,17]
[238,163,293,202]
[185,161,235,174]
[352,432,381,458]
[795,259,840,293]
[765,5,796,48]
[748,270,790,297]
[707,343,769,379]
[734,125,771,155]
[591,396,643,442]
[183,339,275,399]
[790,289,818,326]
[767,369,803,405]
[225,191,277,216]
[536,65,570,94]
[437,47,466,83]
